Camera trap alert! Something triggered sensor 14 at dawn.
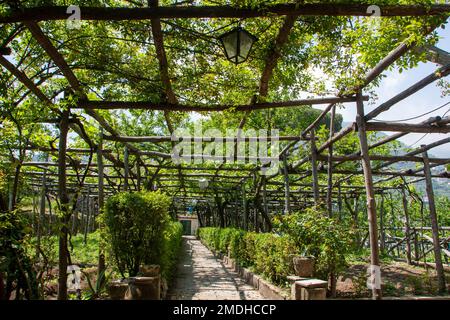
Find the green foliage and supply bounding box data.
[199,227,298,286]
[101,190,172,277]
[273,208,353,280]
[0,210,39,299]
[161,220,183,283]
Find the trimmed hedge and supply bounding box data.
[101,190,182,282]
[161,221,183,283]
[198,210,351,287]
[198,227,296,285]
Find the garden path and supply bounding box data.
[168,236,265,300]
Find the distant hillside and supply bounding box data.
[340,122,449,196]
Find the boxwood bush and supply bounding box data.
[101,190,182,280]
[198,227,296,285]
[199,210,351,286]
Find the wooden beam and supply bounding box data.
[316,154,450,165]
[2,4,450,23]
[364,120,450,133]
[414,45,450,66]
[103,135,303,143]
[77,96,364,111]
[364,64,450,121]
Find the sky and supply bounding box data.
[333,26,450,158]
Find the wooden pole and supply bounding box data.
[242,184,248,230]
[282,154,291,214]
[124,146,129,191]
[402,188,412,265]
[379,192,385,254]
[310,129,320,205]
[262,176,269,231]
[136,161,141,191]
[355,91,382,300]
[97,128,106,279]
[327,105,336,216]
[38,154,48,255]
[421,147,446,294]
[57,109,70,300]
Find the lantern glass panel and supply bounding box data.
[239,31,254,59]
[221,32,238,60]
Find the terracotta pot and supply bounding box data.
[292,256,315,278]
[108,279,129,300]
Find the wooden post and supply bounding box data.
[262,176,269,231]
[355,91,382,300]
[57,109,70,300]
[38,154,48,255]
[379,192,385,254]
[84,188,91,244]
[401,188,412,264]
[422,147,446,294]
[124,146,129,191]
[136,161,141,191]
[242,184,248,230]
[337,183,342,221]
[326,105,336,216]
[310,129,320,205]
[282,154,291,214]
[97,127,106,280]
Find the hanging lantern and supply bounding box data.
[218,27,257,64]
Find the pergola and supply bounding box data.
[1,2,450,300]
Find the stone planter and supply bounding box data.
[292,256,315,278]
[108,279,130,300]
[124,276,161,300]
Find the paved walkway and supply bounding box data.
[168,236,265,300]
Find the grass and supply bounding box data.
[31,231,101,265]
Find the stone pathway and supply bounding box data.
[168,236,266,300]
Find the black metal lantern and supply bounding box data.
[218,27,257,64]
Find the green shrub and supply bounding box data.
[273,207,352,280]
[0,210,39,299]
[101,190,172,277]
[161,221,183,283]
[252,233,296,285]
[198,227,295,286]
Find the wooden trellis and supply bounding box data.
[1,2,449,300]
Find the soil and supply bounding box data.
[336,260,450,298]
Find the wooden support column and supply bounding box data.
[57,109,70,300]
[136,161,141,191]
[355,91,382,300]
[97,127,106,280]
[401,188,412,264]
[310,129,320,205]
[379,192,385,254]
[242,184,248,230]
[337,183,342,221]
[37,154,48,255]
[422,147,446,294]
[326,105,336,217]
[124,146,129,191]
[282,154,291,214]
[262,176,269,231]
